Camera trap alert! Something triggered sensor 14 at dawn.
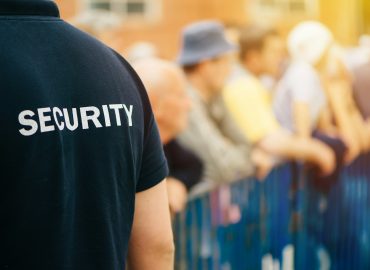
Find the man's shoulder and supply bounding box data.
[62,21,126,64]
[63,23,151,109]
[224,73,267,107]
[226,73,263,93]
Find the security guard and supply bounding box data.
[0,1,174,269]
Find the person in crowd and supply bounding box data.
[274,21,368,164]
[233,25,286,88]
[351,61,370,119]
[351,60,370,138]
[176,20,274,184]
[341,39,370,138]
[223,24,335,175]
[0,1,174,269]
[134,58,203,214]
[323,47,370,156]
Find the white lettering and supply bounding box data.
[109,104,123,126]
[38,107,55,133]
[80,106,102,130]
[19,110,38,136]
[18,104,133,136]
[64,108,79,131]
[53,107,65,130]
[102,105,111,127]
[123,104,133,127]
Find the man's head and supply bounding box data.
[134,58,191,144]
[239,25,285,77]
[177,21,236,97]
[287,21,333,67]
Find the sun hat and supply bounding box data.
[177,20,237,66]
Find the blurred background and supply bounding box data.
[53,1,370,269]
[56,0,370,59]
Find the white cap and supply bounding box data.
[288,21,333,65]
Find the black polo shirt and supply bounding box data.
[0,1,168,269]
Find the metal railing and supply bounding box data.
[174,153,370,270]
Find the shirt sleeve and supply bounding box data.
[290,64,320,102]
[136,115,169,192]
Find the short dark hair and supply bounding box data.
[239,25,278,61]
[182,63,201,74]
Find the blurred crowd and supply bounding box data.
[91,20,370,214]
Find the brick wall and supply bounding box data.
[56,0,250,59]
[319,0,360,45]
[56,0,366,59]
[55,0,78,19]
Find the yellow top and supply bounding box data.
[223,75,281,144]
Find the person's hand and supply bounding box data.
[339,129,362,164]
[166,178,188,214]
[314,142,336,176]
[343,138,362,165]
[251,148,276,181]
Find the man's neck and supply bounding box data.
[242,63,259,78]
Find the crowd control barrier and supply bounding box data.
[174,153,370,270]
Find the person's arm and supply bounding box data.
[366,120,370,149]
[325,78,362,163]
[259,131,335,175]
[166,177,188,214]
[127,180,174,270]
[317,106,338,136]
[293,101,311,138]
[322,55,368,161]
[351,108,370,152]
[289,69,317,138]
[344,84,370,152]
[288,64,322,138]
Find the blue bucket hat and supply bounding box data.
[177,20,237,66]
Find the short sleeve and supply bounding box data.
[289,63,321,102]
[136,115,169,192]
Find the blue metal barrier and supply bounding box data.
[296,153,370,270]
[174,153,370,270]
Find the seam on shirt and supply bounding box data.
[0,16,62,22]
[139,158,168,181]
[136,159,168,192]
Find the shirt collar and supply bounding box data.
[0,1,60,18]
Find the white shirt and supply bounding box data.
[273,61,326,132]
